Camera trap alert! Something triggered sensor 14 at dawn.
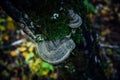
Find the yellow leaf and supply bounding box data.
[7,16,16,30]
[18,47,27,52]
[26,42,33,47]
[7,16,13,21]
[28,47,35,52]
[29,63,39,73]
[41,70,49,76]
[35,58,42,64]
[101,6,109,16]
[103,6,109,11]
[7,22,16,30]
[3,35,9,41]
[88,13,93,19]
[106,48,113,55]
[22,52,28,58]
[10,51,18,57]
[101,29,111,36]
[50,72,58,79]
[101,9,107,15]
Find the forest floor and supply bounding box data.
[0,0,120,80]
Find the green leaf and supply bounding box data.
[0,18,5,23]
[0,25,5,31]
[84,0,95,13]
[41,62,54,71]
[49,65,54,71]
[25,52,34,63]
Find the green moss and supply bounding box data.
[25,0,91,42]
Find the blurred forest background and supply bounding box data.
[0,0,120,80]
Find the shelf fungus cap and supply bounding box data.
[37,37,76,64]
[68,9,82,28]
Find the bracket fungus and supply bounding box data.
[68,10,82,28]
[37,37,75,64]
